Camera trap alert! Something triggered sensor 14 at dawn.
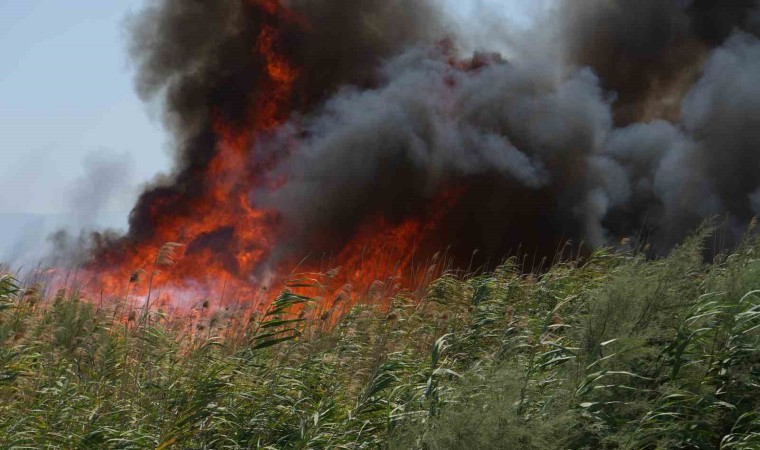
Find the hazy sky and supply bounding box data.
[0,0,542,219]
[0,0,166,217]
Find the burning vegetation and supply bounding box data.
[3,2,760,447]
[51,0,760,312]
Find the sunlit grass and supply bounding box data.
[1,224,759,448]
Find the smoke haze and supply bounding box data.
[1,151,134,266]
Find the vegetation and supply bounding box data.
[1,224,759,449]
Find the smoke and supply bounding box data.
[46,152,135,266]
[255,9,760,263]
[284,0,445,95]
[561,0,760,124]
[752,189,760,216]
[439,0,555,56]
[123,0,444,243]
[66,152,135,229]
[1,151,134,267]
[109,0,760,276]
[255,51,613,262]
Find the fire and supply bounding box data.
[80,0,463,314]
[326,187,463,295]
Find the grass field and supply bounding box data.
[1,223,759,449]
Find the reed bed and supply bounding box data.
[0,224,759,449]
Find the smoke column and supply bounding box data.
[125,0,443,245]
[83,0,760,290]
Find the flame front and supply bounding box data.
[84,0,457,313]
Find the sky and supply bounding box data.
[0,0,167,219]
[0,0,543,225]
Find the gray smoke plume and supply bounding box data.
[66,152,135,229]
[47,152,135,266]
[1,152,133,267]
[90,0,760,275]
[560,0,760,124]
[123,0,444,243]
[255,26,760,263]
[255,50,613,262]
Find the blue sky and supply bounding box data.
[0,0,167,217]
[0,0,542,219]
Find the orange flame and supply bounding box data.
[81,0,462,316]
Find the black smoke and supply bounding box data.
[562,0,760,124]
[123,0,443,244]
[119,0,760,274]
